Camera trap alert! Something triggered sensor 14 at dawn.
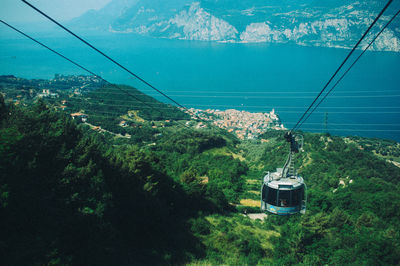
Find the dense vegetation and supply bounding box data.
[66,84,189,133]
[0,75,189,141]
[1,94,400,265]
[0,96,242,264]
[256,132,400,265]
[348,136,400,162]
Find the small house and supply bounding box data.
[70,112,88,123]
[119,121,128,127]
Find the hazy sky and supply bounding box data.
[1,0,112,23]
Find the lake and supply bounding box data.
[1,31,399,141]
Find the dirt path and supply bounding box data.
[84,122,131,138]
[245,213,268,221]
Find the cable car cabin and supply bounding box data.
[261,168,306,215]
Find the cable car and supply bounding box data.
[261,132,307,215]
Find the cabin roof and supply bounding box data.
[263,169,304,189]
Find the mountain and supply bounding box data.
[70,0,400,51]
[2,93,400,264]
[2,76,400,264]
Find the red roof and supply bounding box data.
[70,112,86,117]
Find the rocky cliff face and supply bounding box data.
[168,2,238,41]
[119,2,239,41]
[72,0,400,51]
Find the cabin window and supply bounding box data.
[266,187,277,205]
[279,190,290,207]
[292,186,304,206]
[265,185,305,207]
[262,185,266,201]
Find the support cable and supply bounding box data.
[0,20,190,127]
[297,8,400,129]
[21,0,188,111]
[290,0,393,131]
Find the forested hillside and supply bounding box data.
[1,96,400,265]
[65,84,189,129]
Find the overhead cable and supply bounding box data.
[290,0,393,131]
[21,0,188,111]
[297,128,400,132]
[75,91,400,99]
[0,20,189,126]
[297,7,400,129]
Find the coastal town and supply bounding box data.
[1,74,286,140]
[186,108,286,140]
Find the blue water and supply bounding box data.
[1,31,400,141]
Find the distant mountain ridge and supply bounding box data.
[70,0,400,51]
